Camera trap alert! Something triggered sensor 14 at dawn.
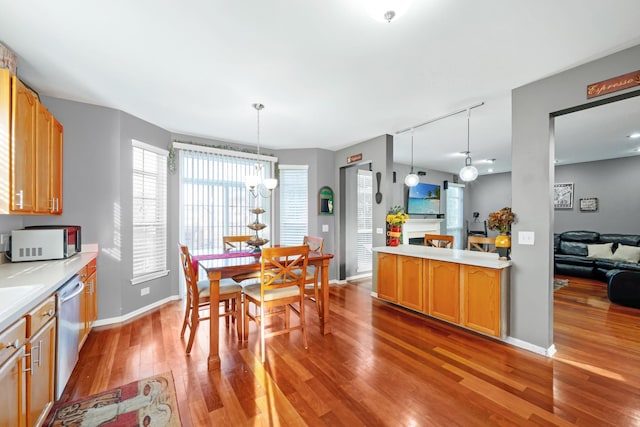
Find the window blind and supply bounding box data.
[279,165,308,246]
[357,169,373,273]
[132,140,168,284]
[177,145,274,254]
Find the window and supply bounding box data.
[356,169,373,273]
[131,140,168,284]
[445,183,464,250]
[176,143,276,254]
[279,165,308,246]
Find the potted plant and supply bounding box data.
[386,205,409,246]
[487,207,516,259]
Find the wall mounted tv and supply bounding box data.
[406,182,441,215]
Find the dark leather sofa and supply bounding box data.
[554,231,640,281]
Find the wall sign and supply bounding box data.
[587,70,640,99]
[579,197,598,212]
[347,153,362,164]
[554,183,574,209]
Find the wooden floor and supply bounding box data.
[61,275,640,426]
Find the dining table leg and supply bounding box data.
[207,270,221,371]
[320,259,331,335]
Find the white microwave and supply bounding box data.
[10,227,80,262]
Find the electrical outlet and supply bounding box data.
[0,233,8,245]
[141,287,150,296]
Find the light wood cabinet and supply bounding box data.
[398,256,424,311]
[26,296,56,427]
[0,68,63,215]
[428,260,460,323]
[377,252,398,302]
[79,258,98,350]
[0,317,27,427]
[461,265,502,337]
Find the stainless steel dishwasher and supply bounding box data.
[56,274,84,399]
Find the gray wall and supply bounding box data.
[554,156,640,234]
[511,44,640,351]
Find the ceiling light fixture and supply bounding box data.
[404,129,419,187]
[459,108,479,182]
[245,103,278,197]
[628,132,640,139]
[365,0,413,23]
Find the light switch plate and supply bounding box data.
[322,224,329,232]
[376,228,384,234]
[518,231,535,245]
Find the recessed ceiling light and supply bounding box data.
[487,168,494,173]
[628,132,640,139]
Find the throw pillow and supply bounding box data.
[611,244,640,263]
[587,243,614,259]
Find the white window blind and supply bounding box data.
[132,140,168,284]
[279,165,308,246]
[177,145,275,254]
[357,169,373,273]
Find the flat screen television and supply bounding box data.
[406,182,441,215]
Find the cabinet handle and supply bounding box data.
[43,309,55,317]
[0,339,20,351]
[37,339,42,367]
[15,190,23,209]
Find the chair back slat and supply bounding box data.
[303,235,324,253]
[467,236,497,252]
[424,234,455,248]
[223,235,254,251]
[178,244,199,299]
[261,245,309,292]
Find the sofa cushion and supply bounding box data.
[555,253,595,266]
[599,234,640,247]
[587,243,614,259]
[559,240,589,257]
[594,259,618,269]
[613,262,640,272]
[559,230,600,242]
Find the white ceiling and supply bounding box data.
[1,0,640,176]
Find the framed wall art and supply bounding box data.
[579,197,598,212]
[554,183,574,209]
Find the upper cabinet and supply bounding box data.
[0,68,63,215]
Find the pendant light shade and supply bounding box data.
[404,129,419,187]
[459,108,478,182]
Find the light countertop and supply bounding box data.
[373,245,512,269]
[0,250,98,331]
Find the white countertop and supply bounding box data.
[373,245,512,269]
[0,250,98,331]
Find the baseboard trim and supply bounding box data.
[93,295,182,328]
[503,336,556,357]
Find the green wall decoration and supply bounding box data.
[319,186,334,215]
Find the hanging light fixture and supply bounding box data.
[364,0,413,23]
[245,103,278,197]
[404,128,419,187]
[459,108,479,182]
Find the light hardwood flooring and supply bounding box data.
[61,275,640,426]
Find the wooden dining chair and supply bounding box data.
[302,236,324,316]
[467,236,497,252]
[424,234,455,249]
[243,245,310,363]
[223,235,254,251]
[178,244,243,354]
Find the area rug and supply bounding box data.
[44,372,181,427]
[554,278,569,291]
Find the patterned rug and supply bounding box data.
[554,278,569,291]
[44,372,181,427]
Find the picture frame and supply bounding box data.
[318,186,334,215]
[554,183,574,209]
[579,197,598,212]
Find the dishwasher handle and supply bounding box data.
[58,277,85,303]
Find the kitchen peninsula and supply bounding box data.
[373,245,511,339]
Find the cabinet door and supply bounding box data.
[377,252,398,302]
[461,265,501,337]
[27,319,56,427]
[0,346,26,427]
[49,117,63,214]
[85,271,97,335]
[11,76,36,212]
[428,260,460,323]
[34,102,52,213]
[398,255,423,311]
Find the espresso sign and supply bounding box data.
[587,70,640,99]
[347,153,362,164]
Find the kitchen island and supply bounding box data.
[373,245,511,338]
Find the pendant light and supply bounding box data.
[459,108,478,182]
[404,128,419,187]
[245,103,278,197]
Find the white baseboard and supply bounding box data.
[93,294,182,328]
[503,336,556,357]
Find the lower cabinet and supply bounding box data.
[79,258,98,350]
[376,253,508,338]
[0,318,27,427]
[26,296,56,427]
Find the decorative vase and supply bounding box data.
[387,224,402,247]
[495,233,511,260]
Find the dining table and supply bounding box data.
[196,248,334,371]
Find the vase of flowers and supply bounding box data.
[386,205,409,246]
[487,207,516,260]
